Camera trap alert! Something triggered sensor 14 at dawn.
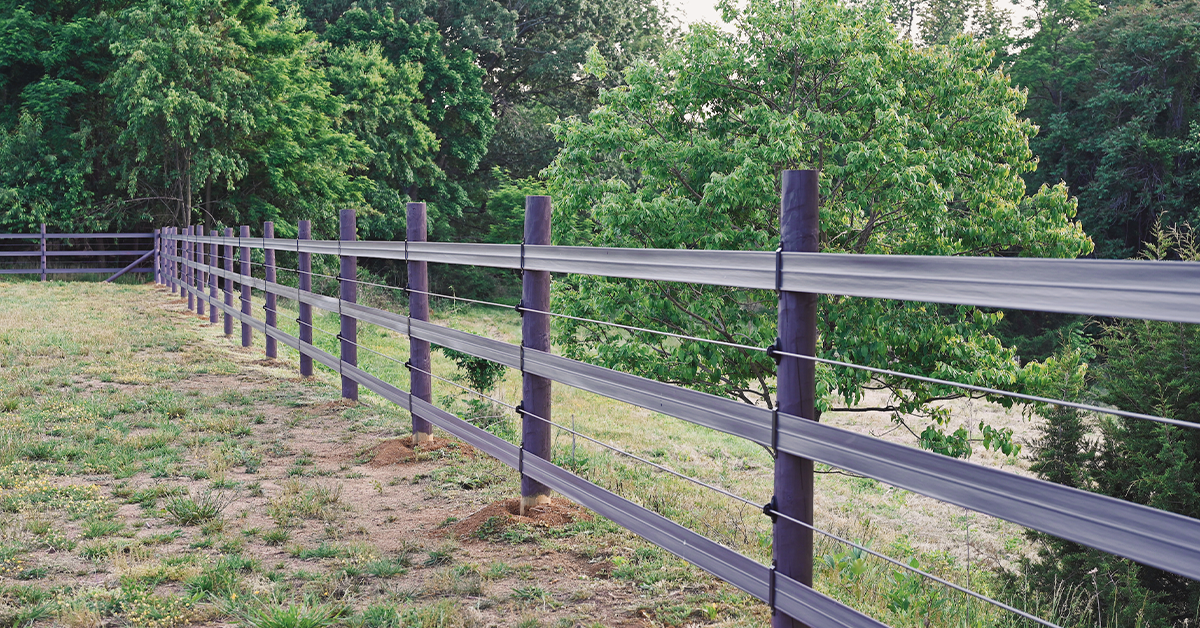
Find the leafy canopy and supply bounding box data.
[547,0,1093,456]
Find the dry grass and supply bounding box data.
[0,279,1047,628]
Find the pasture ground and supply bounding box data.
[0,280,1039,627]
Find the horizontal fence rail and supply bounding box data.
[175,234,1200,324]
[159,184,1200,628]
[164,250,1200,582]
[0,226,155,281]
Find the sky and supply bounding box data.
[671,0,726,24]
[669,0,1034,32]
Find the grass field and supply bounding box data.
[0,279,1042,627]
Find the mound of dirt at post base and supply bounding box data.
[452,497,593,539]
[366,435,475,466]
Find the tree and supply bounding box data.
[1015,223,1200,626]
[316,6,494,241]
[105,0,371,228]
[545,0,1093,456]
[1013,0,1200,259]
[0,1,117,232]
[302,0,671,180]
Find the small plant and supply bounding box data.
[423,547,454,567]
[243,603,346,628]
[262,528,291,546]
[163,492,229,526]
[364,556,411,577]
[512,585,548,601]
[81,519,124,539]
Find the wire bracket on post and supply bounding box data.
[337,237,344,379]
[774,245,783,294]
[762,496,779,612]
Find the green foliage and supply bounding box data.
[317,6,493,241]
[434,346,506,394]
[1013,0,1200,259]
[547,0,1092,455]
[244,603,346,628]
[1015,224,1200,625]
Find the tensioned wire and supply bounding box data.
[300,328,1064,628]
[192,253,1195,432]
[185,276,1062,627]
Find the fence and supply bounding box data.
[155,171,1200,628]
[0,226,155,281]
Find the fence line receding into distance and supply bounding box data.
[140,171,1200,628]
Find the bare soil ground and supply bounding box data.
[0,281,766,628]
[0,280,1044,628]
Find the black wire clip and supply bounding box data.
[514,402,525,417]
[767,559,778,612]
[515,299,525,316]
[766,337,783,364]
[763,496,778,522]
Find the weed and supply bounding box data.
[243,603,346,628]
[262,528,291,546]
[512,585,550,603]
[163,492,229,526]
[81,519,124,539]
[363,556,410,578]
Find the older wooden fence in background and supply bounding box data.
[0,227,155,281]
[145,170,1200,627]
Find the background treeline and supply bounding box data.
[0,0,667,246]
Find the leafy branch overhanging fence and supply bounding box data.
[146,170,1200,628]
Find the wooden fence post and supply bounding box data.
[240,225,252,347]
[187,226,196,312]
[223,227,234,336]
[169,228,177,295]
[153,229,160,285]
[209,231,219,324]
[298,220,313,377]
[407,202,432,443]
[195,224,206,318]
[39,223,46,282]
[264,221,277,359]
[339,209,358,400]
[520,195,553,514]
[773,169,819,628]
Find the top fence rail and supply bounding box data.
[176,234,1200,324]
[0,232,155,239]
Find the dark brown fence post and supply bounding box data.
[209,231,219,324]
[223,227,234,336]
[39,223,46,282]
[240,225,252,347]
[195,224,206,318]
[339,209,358,400]
[187,226,196,312]
[773,169,819,628]
[520,195,553,514]
[153,229,160,285]
[298,220,313,377]
[407,202,432,443]
[169,228,177,295]
[264,221,277,359]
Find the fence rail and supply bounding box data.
[0,226,155,281]
[150,178,1200,628]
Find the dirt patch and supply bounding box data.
[366,435,476,467]
[452,497,592,539]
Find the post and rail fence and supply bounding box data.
[8,170,1200,627]
[0,227,155,282]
